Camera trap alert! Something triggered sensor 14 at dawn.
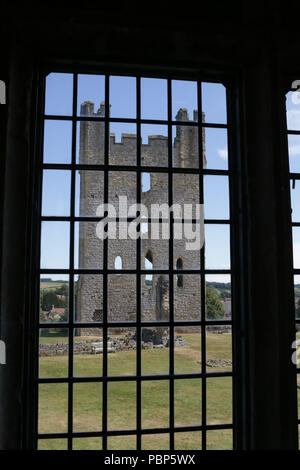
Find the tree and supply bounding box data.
[55,283,68,296]
[206,286,225,319]
[41,290,66,312]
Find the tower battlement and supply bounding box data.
[79,102,206,169]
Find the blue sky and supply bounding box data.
[41,73,230,282]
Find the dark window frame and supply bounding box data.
[285,82,300,436]
[27,63,247,451]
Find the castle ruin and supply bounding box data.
[76,101,206,328]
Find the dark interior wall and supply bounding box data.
[0,1,299,449]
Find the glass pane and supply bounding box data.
[174,327,201,375]
[206,274,231,321]
[172,80,198,121]
[141,274,169,322]
[288,134,300,173]
[206,377,232,425]
[74,222,103,269]
[107,381,136,431]
[45,73,73,116]
[142,239,169,270]
[108,274,136,322]
[174,379,201,427]
[173,230,202,269]
[43,120,72,164]
[290,179,300,222]
[107,327,136,376]
[108,436,136,450]
[39,328,68,378]
[108,229,136,270]
[204,175,229,220]
[40,222,70,269]
[40,275,69,324]
[142,172,168,206]
[77,120,105,164]
[205,224,230,269]
[73,327,102,377]
[206,429,233,450]
[38,439,68,450]
[204,127,228,170]
[110,76,136,119]
[142,380,169,429]
[38,383,68,433]
[293,227,300,269]
[141,78,168,120]
[294,275,300,320]
[175,431,201,450]
[174,275,201,321]
[42,170,71,216]
[172,125,199,168]
[75,171,104,217]
[109,122,137,166]
[286,90,300,131]
[206,327,232,371]
[75,274,103,323]
[201,82,227,124]
[77,74,105,117]
[73,383,102,432]
[297,375,300,419]
[173,174,200,214]
[142,327,169,375]
[142,434,169,450]
[108,171,136,215]
[73,438,102,450]
[141,124,168,167]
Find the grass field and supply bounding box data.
[38,330,300,450]
[40,280,67,291]
[38,332,234,450]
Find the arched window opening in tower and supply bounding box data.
[145,250,153,287]
[114,255,122,270]
[176,258,183,287]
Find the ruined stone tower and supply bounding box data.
[76,101,206,328]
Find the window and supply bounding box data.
[286,85,300,446]
[37,71,234,450]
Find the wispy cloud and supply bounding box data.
[217,148,228,160]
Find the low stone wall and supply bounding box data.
[39,341,90,357]
[206,325,232,334]
[39,330,188,357]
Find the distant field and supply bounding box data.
[38,332,233,450]
[40,281,67,291]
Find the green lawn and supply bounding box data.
[38,332,233,450]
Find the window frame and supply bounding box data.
[27,63,247,451]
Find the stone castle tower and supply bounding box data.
[76,101,206,328]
